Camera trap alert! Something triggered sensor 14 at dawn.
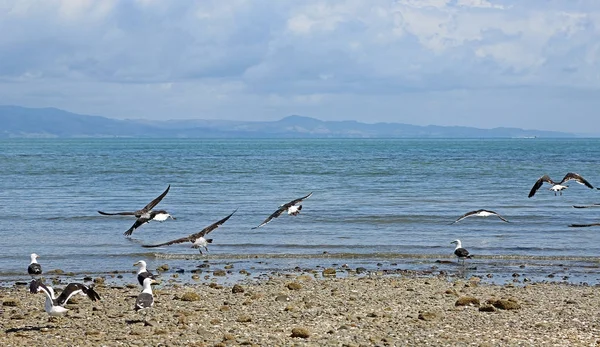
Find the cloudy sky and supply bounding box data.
[1,0,599,133]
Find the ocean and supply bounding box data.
[1,138,600,285]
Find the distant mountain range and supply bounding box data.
[0,105,578,138]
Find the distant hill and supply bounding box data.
[0,105,577,138]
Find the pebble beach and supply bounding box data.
[1,269,599,346]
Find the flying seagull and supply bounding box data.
[133,260,156,287]
[252,192,313,229]
[452,209,510,224]
[123,209,175,236]
[528,173,594,198]
[27,253,42,276]
[573,203,600,209]
[98,185,175,236]
[29,279,101,316]
[450,239,472,264]
[143,209,237,254]
[568,222,600,228]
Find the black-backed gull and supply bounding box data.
[452,209,509,224]
[528,173,594,198]
[252,192,312,229]
[143,209,237,254]
[29,279,100,316]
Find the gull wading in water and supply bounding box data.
[29,279,101,316]
[528,173,594,198]
[452,209,510,224]
[450,239,471,264]
[142,209,237,254]
[252,192,312,229]
[97,185,175,236]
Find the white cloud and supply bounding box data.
[1,0,600,132]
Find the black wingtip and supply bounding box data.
[206,238,213,244]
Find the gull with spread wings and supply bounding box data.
[142,209,237,254]
[98,185,175,236]
[452,209,510,224]
[252,192,313,229]
[528,173,594,198]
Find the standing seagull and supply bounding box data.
[98,185,175,236]
[252,192,313,229]
[452,209,510,224]
[450,239,472,264]
[528,173,594,198]
[133,260,156,287]
[28,253,42,276]
[135,277,156,324]
[29,279,101,316]
[143,209,237,254]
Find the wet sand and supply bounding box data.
[1,270,600,346]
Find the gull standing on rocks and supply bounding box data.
[450,240,472,264]
[27,253,42,276]
[133,260,156,287]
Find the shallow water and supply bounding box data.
[1,138,600,285]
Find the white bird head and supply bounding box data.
[30,253,39,262]
[133,260,147,272]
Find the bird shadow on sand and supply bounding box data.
[6,324,57,333]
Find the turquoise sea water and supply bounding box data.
[1,138,600,285]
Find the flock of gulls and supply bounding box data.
[25,189,314,321]
[25,171,600,320]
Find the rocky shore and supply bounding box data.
[1,269,599,346]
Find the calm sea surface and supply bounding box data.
[1,138,600,285]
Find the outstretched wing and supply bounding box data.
[561,173,594,189]
[252,208,286,229]
[98,211,136,216]
[451,210,479,224]
[568,223,600,228]
[528,175,554,198]
[55,283,100,306]
[141,185,171,212]
[143,209,237,247]
[281,192,313,209]
[124,217,150,236]
[492,212,510,223]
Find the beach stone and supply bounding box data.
[418,311,440,321]
[275,294,291,302]
[294,275,311,282]
[290,327,310,338]
[237,315,252,323]
[48,269,64,275]
[322,268,337,277]
[93,277,105,285]
[157,264,169,272]
[455,296,480,307]
[479,305,497,312]
[287,282,302,290]
[209,318,221,325]
[3,298,20,307]
[179,292,201,302]
[232,284,245,294]
[224,264,234,269]
[213,270,226,276]
[191,275,200,280]
[489,299,521,310]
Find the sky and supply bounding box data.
[1,0,599,133]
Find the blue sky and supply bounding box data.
[1,0,599,133]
